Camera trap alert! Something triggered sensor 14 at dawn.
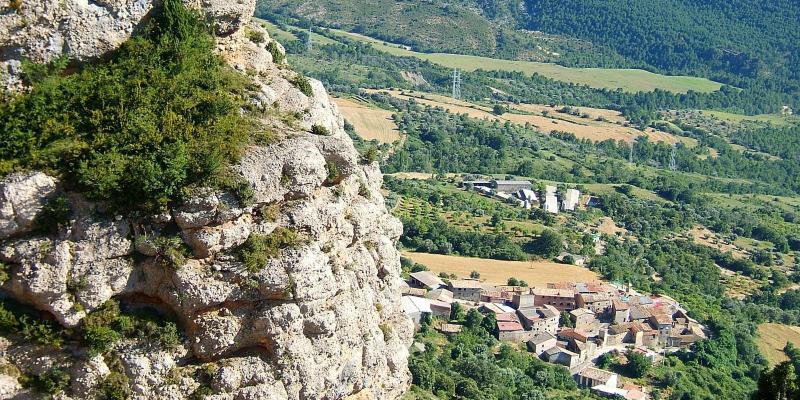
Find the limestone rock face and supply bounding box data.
[0,172,58,240]
[0,5,411,400]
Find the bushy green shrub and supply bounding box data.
[311,124,330,136]
[81,300,182,353]
[83,325,122,356]
[0,0,251,212]
[325,162,341,185]
[26,367,70,395]
[0,300,66,347]
[246,29,266,44]
[34,194,71,234]
[291,75,314,97]
[267,41,285,64]
[239,228,302,273]
[140,235,191,269]
[95,371,130,400]
[0,263,10,284]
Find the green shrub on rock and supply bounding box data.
[239,228,302,273]
[0,0,251,212]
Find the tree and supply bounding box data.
[527,230,563,258]
[481,312,498,338]
[420,313,432,333]
[465,309,483,329]
[560,311,574,329]
[470,271,481,279]
[753,362,799,400]
[434,372,455,397]
[492,104,506,116]
[409,358,436,390]
[507,277,520,286]
[625,350,652,378]
[451,302,465,321]
[455,378,481,399]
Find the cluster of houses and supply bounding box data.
[402,271,709,400]
[460,179,591,214]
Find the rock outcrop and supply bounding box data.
[0,3,412,400]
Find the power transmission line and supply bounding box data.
[629,142,634,164]
[669,144,677,171]
[452,69,461,100]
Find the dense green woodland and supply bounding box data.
[268,21,795,118]
[257,0,800,110]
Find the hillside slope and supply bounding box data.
[257,0,800,87]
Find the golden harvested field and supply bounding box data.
[333,98,401,144]
[402,252,599,287]
[757,323,800,366]
[368,89,688,145]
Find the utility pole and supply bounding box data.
[629,142,634,164]
[452,69,462,100]
[306,28,313,52]
[669,144,677,171]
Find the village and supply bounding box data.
[401,270,708,400]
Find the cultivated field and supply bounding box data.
[332,29,722,93]
[689,226,749,259]
[402,252,599,287]
[757,323,800,366]
[369,89,688,145]
[333,97,401,144]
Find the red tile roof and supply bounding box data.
[497,321,524,332]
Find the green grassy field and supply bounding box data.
[329,29,723,94]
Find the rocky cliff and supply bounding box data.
[0,1,412,399]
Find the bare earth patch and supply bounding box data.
[402,251,599,287]
[333,97,401,144]
[596,217,629,237]
[757,323,800,366]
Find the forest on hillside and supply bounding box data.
[258,0,800,100]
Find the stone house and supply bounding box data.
[527,332,557,356]
[409,271,444,290]
[544,347,580,368]
[570,308,596,330]
[576,367,619,389]
[576,292,613,315]
[532,288,576,311]
[517,305,559,335]
[449,279,482,302]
